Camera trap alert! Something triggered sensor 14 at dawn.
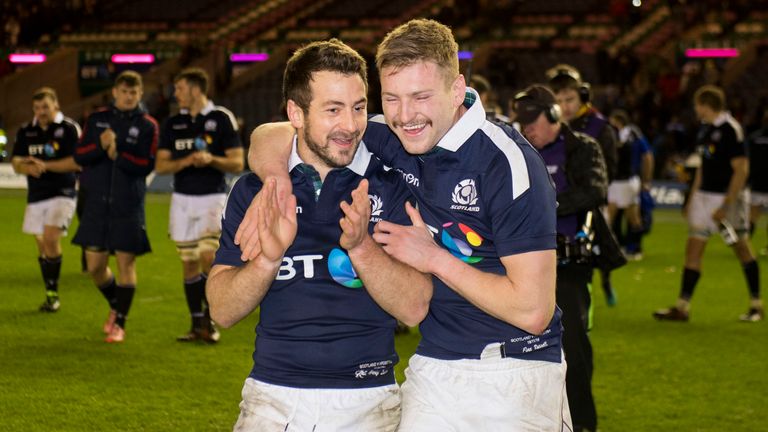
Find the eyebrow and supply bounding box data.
[321,97,367,107]
[382,90,433,98]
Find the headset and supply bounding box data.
[513,90,562,124]
[546,66,591,104]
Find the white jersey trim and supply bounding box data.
[480,122,531,199]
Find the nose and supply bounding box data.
[339,108,359,133]
[397,100,414,125]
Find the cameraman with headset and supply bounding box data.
[515,85,609,432]
[547,64,621,307]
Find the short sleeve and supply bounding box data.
[214,174,262,267]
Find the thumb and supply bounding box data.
[405,201,425,227]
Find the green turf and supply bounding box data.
[0,189,766,431]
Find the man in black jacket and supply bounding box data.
[515,85,608,432]
[73,71,159,343]
[548,64,620,306]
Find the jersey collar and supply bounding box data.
[288,135,372,177]
[32,111,64,127]
[435,87,485,153]
[180,100,215,116]
[712,111,731,127]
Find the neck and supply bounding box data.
[296,138,332,182]
[189,97,208,117]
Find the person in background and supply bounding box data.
[11,87,81,312]
[654,85,763,323]
[515,84,608,432]
[607,109,654,260]
[73,71,159,343]
[155,67,243,343]
[548,63,620,306]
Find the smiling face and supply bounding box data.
[289,70,367,175]
[380,61,465,155]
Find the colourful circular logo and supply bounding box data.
[194,136,209,151]
[328,248,363,288]
[441,222,484,264]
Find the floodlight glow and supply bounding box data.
[230,53,270,62]
[685,48,739,58]
[458,51,473,60]
[111,54,155,64]
[9,53,46,63]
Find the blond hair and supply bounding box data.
[376,19,459,85]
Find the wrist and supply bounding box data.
[251,253,283,271]
[347,234,376,260]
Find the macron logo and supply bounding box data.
[395,168,420,187]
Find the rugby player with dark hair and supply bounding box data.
[155,67,243,343]
[207,39,430,431]
[12,87,81,312]
[73,70,159,343]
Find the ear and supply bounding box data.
[112,87,118,100]
[286,100,305,130]
[452,74,466,107]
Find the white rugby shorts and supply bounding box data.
[168,192,226,242]
[22,196,76,236]
[607,176,641,209]
[398,347,572,432]
[233,378,400,432]
[751,191,768,209]
[688,190,749,238]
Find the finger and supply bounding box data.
[234,205,256,245]
[284,194,298,225]
[371,231,389,245]
[405,201,425,227]
[374,220,396,234]
[274,176,294,207]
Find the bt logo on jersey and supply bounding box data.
[328,248,363,288]
[273,251,363,289]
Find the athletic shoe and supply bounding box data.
[653,306,689,322]
[626,252,643,261]
[39,294,60,312]
[103,309,117,334]
[203,322,221,343]
[177,322,220,344]
[739,307,764,322]
[105,325,125,343]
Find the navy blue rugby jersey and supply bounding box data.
[214,139,413,388]
[698,112,746,193]
[12,112,81,203]
[363,89,563,362]
[159,101,241,195]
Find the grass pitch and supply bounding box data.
[0,189,765,431]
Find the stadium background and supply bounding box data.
[1,0,767,430]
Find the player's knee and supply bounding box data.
[176,240,200,262]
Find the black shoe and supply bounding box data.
[39,293,60,313]
[653,306,689,322]
[739,307,764,322]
